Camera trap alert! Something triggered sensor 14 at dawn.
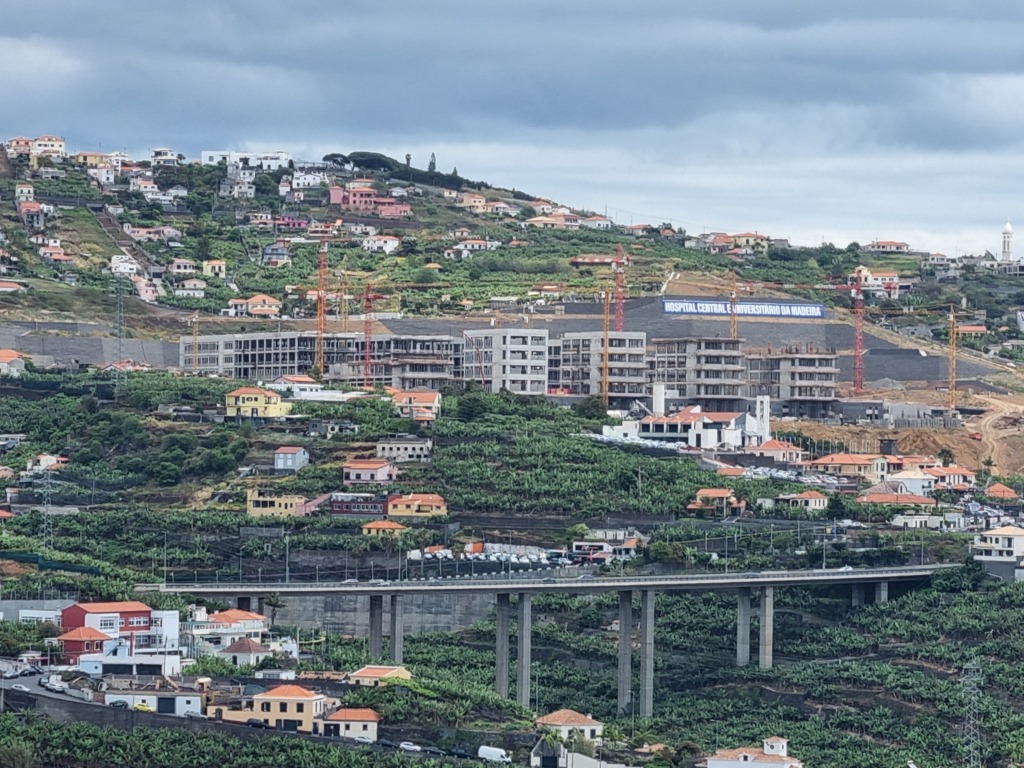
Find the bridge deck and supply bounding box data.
[138,564,954,597]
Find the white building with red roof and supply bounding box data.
[535,709,603,742]
[702,736,802,768]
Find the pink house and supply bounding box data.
[343,459,398,485]
[329,185,345,206]
[378,203,412,219]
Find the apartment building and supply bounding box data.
[182,329,840,416]
[649,337,746,411]
[553,331,648,401]
[463,329,549,394]
[746,345,839,419]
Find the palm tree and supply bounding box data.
[264,592,286,628]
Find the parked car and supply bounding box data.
[246,718,271,729]
[10,683,29,693]
[400,742,422,752]
[354,735,374,744]
[109,700,130,709]
[373,580,392,586]
[423,746,447,756]
[184,711,206,720]
[133,702,155,712]
[377,739,399,750]
[44,681,68,694]
[577,574,594,581]
[450,748,472,759]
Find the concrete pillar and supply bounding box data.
[495,593,511,698]
[516,594,532,708]
[851,584,865,607]
[736,587,751,667]
[617,591,632,714]
[389,594,404,664]
[368,595,384,659]
[639,590,655,719]
[875,581,889,603]
[759,586,774,670]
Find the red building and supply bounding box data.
[58,601,179,659]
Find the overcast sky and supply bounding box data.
[4,1,1024,254]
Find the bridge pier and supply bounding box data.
[389,594,404,664]
[875,581,889,603]
[517,593,532,708]
[851,584,865,607]
[495,593,511,698]
[368,595,384,659]
[639,590,655,719]
[736,587,751,666]
[759,586,774,670]
[617,590,633,714]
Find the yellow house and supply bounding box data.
[211,684,333,733]
[226,387,292,418]
[347,665,413,687]
[247,488,308,517]
[202,260,227,279]
[361,519,409,537]
[387,493,448,519]
[74,151,109,168]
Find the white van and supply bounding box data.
[478,746,512,763]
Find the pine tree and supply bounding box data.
[428,153,436,173]
[451,166,458,177]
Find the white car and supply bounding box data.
[10,683,29,692]
[400,742,422,752]
[354,735,374,745]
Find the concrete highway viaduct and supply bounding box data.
[139,565,953,719]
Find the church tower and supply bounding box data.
[1003,220,1014,262]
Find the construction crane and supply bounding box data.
[315,239,329,375]
[731,272,866,394]
[612,244,627,332]
[362,283,386,388]
[602,286,612,406]
[729,271,739,340]
[339,253,350,333]
[189,313,200,374]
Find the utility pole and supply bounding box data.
[962,659,983,768]
[285,534,291,583]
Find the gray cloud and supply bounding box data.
[4,1,1024,252]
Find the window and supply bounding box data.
[261,702,271,712]
[362,724,369,731]
[279,702,288,712]
[296,703,305,713]
[345,723,351,731]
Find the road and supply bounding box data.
[139,564,956,598]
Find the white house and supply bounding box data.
[863,240,910,254]
[888,469,936,497]
[776,490,828,512]
[219,637,272,667]
[79,644,183,677]
[972,525,1024,580]
[362,235,401,255]
[266,374,325,397]
[275,446,310,473]
[291,172,327,189]
[103,689,203,717]
[535,709,603,743]
[316,708,382,741]
[581,215,613,230]
[617,406,764,450]
[705,737,802,768]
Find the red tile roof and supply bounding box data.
[255,685,320,699]
[74,601,150,613]
[536,709,602,727]
[57,627,113,642]
[327,708,382,722]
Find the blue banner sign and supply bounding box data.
[662,299,825,319]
